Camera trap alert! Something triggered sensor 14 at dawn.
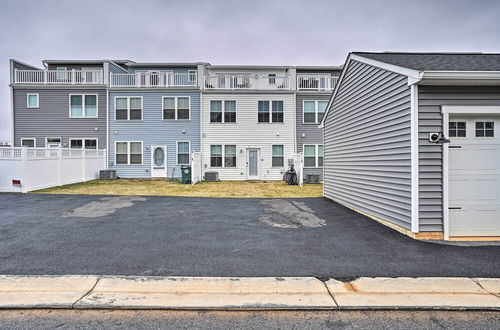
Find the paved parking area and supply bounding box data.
[0,193,498,278]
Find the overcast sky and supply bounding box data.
[1,0,500,141]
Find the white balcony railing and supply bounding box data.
[110,72,197,87]
[14,69,104,85]
[297,74,338,91]
[205,74,290,90]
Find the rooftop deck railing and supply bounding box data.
[204,74,290,90]
[110,72,197,87]
[297,74,338,91]
[14,69,104,85]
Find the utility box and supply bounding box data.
[306,174,320,184]
[181,165,192,184]
[100,170,117,180]
[204,171,219,182]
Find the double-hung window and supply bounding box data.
[272,145,284,167]
[210,145,236,167]
[303,100,328,123]
[258,100,283,123]
[177,141,191,165]
[268,73,276,85]
[304,144,323,167]
[188,70,197,83]
[163,96,190,120]
[70,138,97,149]
[115,141,142,165]
[70,95,97,118]
[27,93,39,108]
[115,97,142,120]
[210,100,236,123]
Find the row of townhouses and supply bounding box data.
[9,59,340,180]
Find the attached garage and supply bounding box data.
[321,52,500,241]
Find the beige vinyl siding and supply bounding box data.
[324,60,413,229]
[418,85,500,232]
[202,93,295,180]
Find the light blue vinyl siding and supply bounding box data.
[109,91,200,178]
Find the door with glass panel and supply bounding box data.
[151,145,167,178]
[246,148,260,180]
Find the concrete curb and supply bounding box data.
[0,275,499,310]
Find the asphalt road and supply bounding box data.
[0,193,499,278]
[0,310,498,329]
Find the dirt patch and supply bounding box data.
[258,199,326,229]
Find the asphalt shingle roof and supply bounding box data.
[353,52,500,71]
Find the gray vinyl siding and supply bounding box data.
[296,93,331,179]
[108,91,201,178]
[109,62,127,73]
[417,85,500,232]
[323,60,412,229]
[13,88,106,148]
[13,61,39,70]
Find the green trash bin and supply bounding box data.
[181,165,192,184]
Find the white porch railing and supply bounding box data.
[110,72,197,87]
[0,147,106,193]
[297,74,338,91]
[14,69,104,85]
[205,74,290,90]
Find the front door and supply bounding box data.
[247,148,260,180]
[151,145,167,178]
[449,117,500,237]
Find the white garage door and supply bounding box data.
[449,117,500,237]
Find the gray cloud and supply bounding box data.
[1,0,499,140]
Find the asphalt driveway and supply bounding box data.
[0,193,498,279]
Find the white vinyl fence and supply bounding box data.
[0,148,106,193]
[290,153,304,186]
[191,151,203,184]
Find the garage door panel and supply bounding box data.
[448,117,499,237]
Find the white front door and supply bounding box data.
[151,145,167,178]
[247,148,260,180]
[449,117,500,237]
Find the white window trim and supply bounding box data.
[45,137,62,148]
[302,100,328,124]
[27,93,39,108]
[69,138,99,149]
[210,100,236,124]
[176,141,191,165]
[115,141,143,166]
[209,144,237,168]
[21,138,36,148]
[114,96,143,121]
[188,70,197,82]
[162,96,191,121]
[258,100,284,123]
[303,144,323,168]
[441,105,500,240]
[271,144,284,168]
[69,94,99,118]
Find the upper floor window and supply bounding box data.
[56,67,67,80]
[27,93,39,108]
[163,96,190,120]
[304,144,324,167]
[115,97,142,120]
[449,121,466,137]
[303,100,328,123]
[70,138,97,149]
[258,100,283,123]
[177,141,191,165]
[210,100,236,123]
[21,138,35,148]
[188,70,197,83]
[476,121,495,137]
[70,94,97,118]
[268,74,276,85]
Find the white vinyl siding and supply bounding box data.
[202,94,295,180]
